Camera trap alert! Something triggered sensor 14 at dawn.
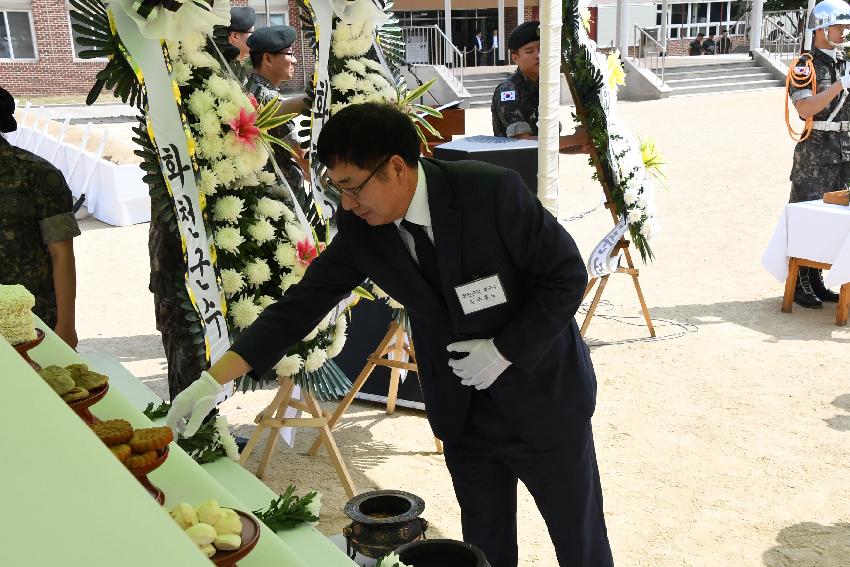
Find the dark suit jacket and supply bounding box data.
[232,158,597,446]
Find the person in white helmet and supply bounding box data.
[786,0,850,308]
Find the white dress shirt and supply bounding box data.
[394,163,434,266]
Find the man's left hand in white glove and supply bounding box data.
[166,371,224,437]
[447,338,511,390]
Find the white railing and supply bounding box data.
[761,9,804,62]
[400,25,465,89]
[633,25,666,83]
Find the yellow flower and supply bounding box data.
[639,137,667,186]
[606,50,626,92]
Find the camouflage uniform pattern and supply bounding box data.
[247,73,304,194]
[491,68,539,138]
[789,49,850,203]
[0,136,80,329]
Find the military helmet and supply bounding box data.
[808,0,850,31]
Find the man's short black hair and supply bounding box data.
[317,103,420,170]
[249,50,264,69]
[697,32,705,37]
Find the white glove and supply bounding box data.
[447,339,511,390]
[165,371,224,437]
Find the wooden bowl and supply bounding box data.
[130,445,169,504]
[67,383,109,424]
[13,328,45,371]
[211,510,261,567]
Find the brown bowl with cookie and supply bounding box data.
[91,420,174,504]
[38,363,110,423]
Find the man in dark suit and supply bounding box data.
[167,103,614,567]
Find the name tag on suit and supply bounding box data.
[454,274,508,315]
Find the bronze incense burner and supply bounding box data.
[343,490,428,559]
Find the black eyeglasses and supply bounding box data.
[274,50,295,57]
[325,155,391,199]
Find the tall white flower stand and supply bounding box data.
[239,374,356,498]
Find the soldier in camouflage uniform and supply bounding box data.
[0,87,80,347]
[492,21,590,152]
[787,0,850,308]
[246,25,309,197]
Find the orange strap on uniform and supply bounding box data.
[786,54,816,142]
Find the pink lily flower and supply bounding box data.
[296,237,318,267]
[227,107,260,148]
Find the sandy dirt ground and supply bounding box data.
[71,88,850,566]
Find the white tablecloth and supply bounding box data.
[762,200,850,289]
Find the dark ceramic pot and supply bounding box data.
[395,539,491,567]
[343,490,428,559]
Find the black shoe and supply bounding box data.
[235,435,249,452]
[809,268,840,302]
[794,267,823,309]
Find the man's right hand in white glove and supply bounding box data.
[166,371,224,438]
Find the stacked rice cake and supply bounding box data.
[0,284,37,345]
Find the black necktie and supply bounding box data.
[401,219,442,293]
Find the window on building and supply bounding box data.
[254,12,288,27]
[0,10,35,59]
[69,11,101,59]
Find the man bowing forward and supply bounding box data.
[168,103,614,567]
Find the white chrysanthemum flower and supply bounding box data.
[626,208,643,225]
[206,75,231,99]
[222,131,247,157]
[280,272,302,292]
[215,226,245,254]
[214,416,241,460]
[285,223,306,244]
[346,59,367,76]
[623,187,639,206]
[318,312,334,331]
[255,197,286,220]
[218,100,240,122]
[220,268,245,296]
[387,298,404,310]
[354,78,377,94]
[326,330,346,358]
[197,167,219,196]
[305,491,322,524]
[280,206,295,223]
[245,258,272,286]
[304,348,328,372]
[366,93,386,104]
[303,325,320,342]
[213,195,244,224]
[188,90,215,117]
[212,160,237,184]
[258,171,277,185]
[291,261,307,277]
[257,295,276,310]
[200,133,225,159]
[368,73,391,90]
[240,172,260,187]
[181,31,205,54]
[275,354,303,377]
[379,87,398,102]
[187,50,220,70]
[248,218,276,244]
[252,143,270,167]
[372,285,389,299]
[362,58,385,72]
[173,61,193,85]
[230,296,261,329]
[331,72,359,93]
[334,314,348,337]
[329,102,348,116]
[274,242,297,267]
[349,93,367,105]
[640,218,661,240]
[197,113,222,138]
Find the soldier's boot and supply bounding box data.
[794,266,823,309]
[809,268,840,302]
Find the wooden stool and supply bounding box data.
[781,257,850,326]
[239,375,356,498]
[307,320,444,457]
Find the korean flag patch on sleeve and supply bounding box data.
[500,90,517,102]
[794,65,810,76]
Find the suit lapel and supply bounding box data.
[422,159,465,330]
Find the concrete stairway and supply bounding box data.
[464,71,511,108]
[662,59,783,96]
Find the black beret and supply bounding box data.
[229,7,256,32]
[0,86,16,133]
[508,20,540,51]
[247,25,296,53]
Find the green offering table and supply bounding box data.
[11,322,355,567]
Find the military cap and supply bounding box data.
[247,25,296,53]
[229,7,256,32]
[0,86,16,133]
[508,20,540,51]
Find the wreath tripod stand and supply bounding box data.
[306,319,444,457]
